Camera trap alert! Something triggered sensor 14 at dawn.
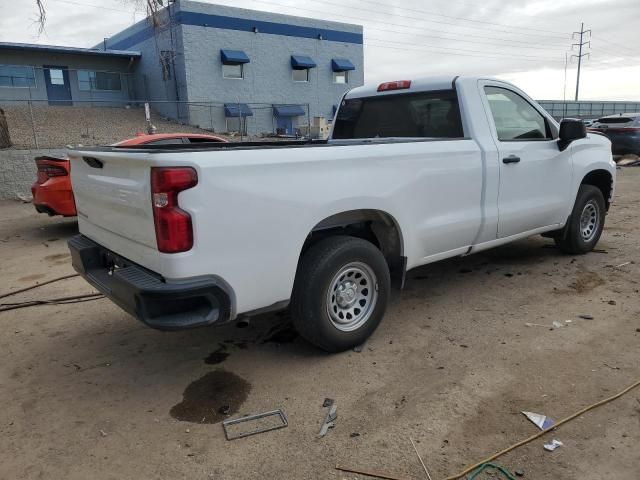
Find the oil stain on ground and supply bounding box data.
[170,370,251,424]
[262,323,299,344]
[204,345,230,365]
[44,253,70,262]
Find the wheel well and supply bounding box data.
[581,170,613,210]
[302,209,405,286]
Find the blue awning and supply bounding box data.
[273,105,306,117]
[331,58,355,72]
[290,55,316,69]
[221,49,250,65]
[224,103,253,117]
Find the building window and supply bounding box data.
[160,51,173,81]
[49,69,65,85]
[78,70,122,91]
[332,71,348,84]
[223,63,243,79]
[0,65,36,88]
[292,68,309,82]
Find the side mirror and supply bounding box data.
[558,118,586,151]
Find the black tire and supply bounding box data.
[555,184,606,254]
[290,235,390,352]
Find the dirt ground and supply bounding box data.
[1,169,639,480]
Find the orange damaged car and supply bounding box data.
[31,133,227,217]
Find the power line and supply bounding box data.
[363,26,567,52]
[366,37,565,61]
[48,0,143,14]
[364,41,565,64]
[251,0,569,40]
[347,0,569,36]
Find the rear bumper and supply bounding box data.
[32,180,77,217]
[68,234,233,330]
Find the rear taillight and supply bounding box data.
[36,164,67,182]
[150,167,198,253]
[377,80,411,92]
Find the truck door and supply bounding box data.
[480,83,572,238]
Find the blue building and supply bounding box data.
[0,0,364,136]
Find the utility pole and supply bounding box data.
[571,23,591,101]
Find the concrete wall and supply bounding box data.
[0,148,66,200]
[0,49,135,105]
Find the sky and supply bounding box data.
[1,0,638,100]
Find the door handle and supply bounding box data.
[503,155,521,164]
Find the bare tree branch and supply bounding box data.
[35,0,46,35]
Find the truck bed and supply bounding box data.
[74,137,466,153]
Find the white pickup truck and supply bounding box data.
[68,76,615,352]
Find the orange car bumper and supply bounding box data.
[32,177,77,217]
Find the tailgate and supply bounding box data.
[69,150,157,251]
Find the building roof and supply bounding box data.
[0,42,141,58]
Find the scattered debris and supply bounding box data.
[222,408,288,440]
[552,321,564,329]
[322,398,334,408]
[319,399,337,437]
[335,464,409,480]
[350,432,360,438]
[99,430,107,437]
[543,439,563,452]
[467,463,517,480]
[592,249,608,254]
[603,363,621,370]
[617,157,640,167]
[579,314,594,320]
[218,405,231,415]
[515,469,525,477]
[522,411,554,430]
[615,262,631,268]
[410,436,434,480]
[608,300,617,305]
[353,344,364,353]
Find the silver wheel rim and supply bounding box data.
[326,261,378,332]
[580,201,599,242]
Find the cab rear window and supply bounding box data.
[332,89,464,139]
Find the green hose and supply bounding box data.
[467,463,516,480]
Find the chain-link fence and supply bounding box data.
[0,99,318,149]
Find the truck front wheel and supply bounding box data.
[291,236,390,352]
[555,184,606,254]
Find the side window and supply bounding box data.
[484,86,550,141]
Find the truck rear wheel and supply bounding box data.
[291,236,390,352]
[555,184,606,254]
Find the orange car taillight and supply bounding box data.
[37,164,68,178]
[150,167,198,253]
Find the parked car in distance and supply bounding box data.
[32,133,227,217]
[582,119,597,127]
[588,113,640,155]
[67,76,615,352]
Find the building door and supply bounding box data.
[276,117,293,135]
[43,66,72,105]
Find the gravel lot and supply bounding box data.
[0,168,639,480]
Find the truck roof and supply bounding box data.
[344,75,496,99]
